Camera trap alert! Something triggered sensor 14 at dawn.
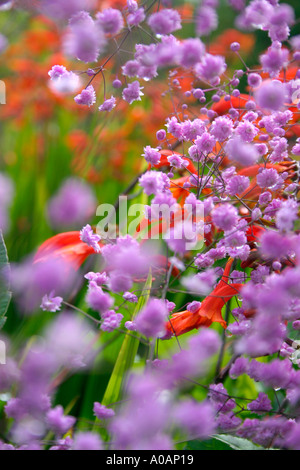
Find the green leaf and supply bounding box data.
[213,434,265,451]
[184,438,233,451]
[0,231,11,329]
[100,269,153,409]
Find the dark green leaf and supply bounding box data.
[0,231,11,329]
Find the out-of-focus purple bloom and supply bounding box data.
[260,44,289,78]
[226,137,259,167]
[136,298,168,338]
[49,70,81,94]
[45,312,96,369]
[46,406,76,435]
[72,432,103,450]
[178,38,205,68]
[196,6,218,36]
[195,54,226,83]
[255,80,287,111]
[63,13,106,63]
[147,9,181,35]
[11,256,75,312]
[96,8,124,35]
[40,0,96,21]
[86,284,114,313]
[174,400,216,438]
[127,7,145,26]
[48,178,96,229]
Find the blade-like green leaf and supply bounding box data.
[213,434,266,451]
[0,231,11,329]
[101,269,152,409]
[184,438,233,451]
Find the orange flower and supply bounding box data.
[165,259,242,337]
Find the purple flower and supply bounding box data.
[96,8,124,35]
[109,272,132,293]
[49,70,80,94]
[226,175,250,196]
[247,393,272,414]
[142,146,161,167]
[196,6,218,36]
[48,65,68,80]
[212,203,239,232]
[47,178,96,229]
[63,14,106,63]
[40,292,63,313]
[244,0,274,29]
[260,44,289,78]
[122,81,144,104]
[147,9,181,35]
[80,224,101,253]
[84,271,108,286]
[139,171,167,195]
[226,137,259,167]
[178,38,205,68]
[93,402,115,419]
[46,406,76,436]
[236,120,258,143]
[187,301,202,313]
[11,256,75,313]
[136,298,168,338]
[40,0,95,21]
[257,168,279,189]
[255,80,287,111]
[275,199,298,232]
[209,383,236,413]
[174,400,216,439]
[98,95,116,112]
[229,357,249,378]
[195,54,226,83]
[45,312,96,369]
[101,310,123,332]
[72,432,103,450]
[127,7,146,26]
[123,292,138,303]
[122,60,140,78]
[250,265,269,284]
[86,285,114,313]
[74,85,96,106]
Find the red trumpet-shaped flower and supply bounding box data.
[34,231,101,269]
[165,259,242,337]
